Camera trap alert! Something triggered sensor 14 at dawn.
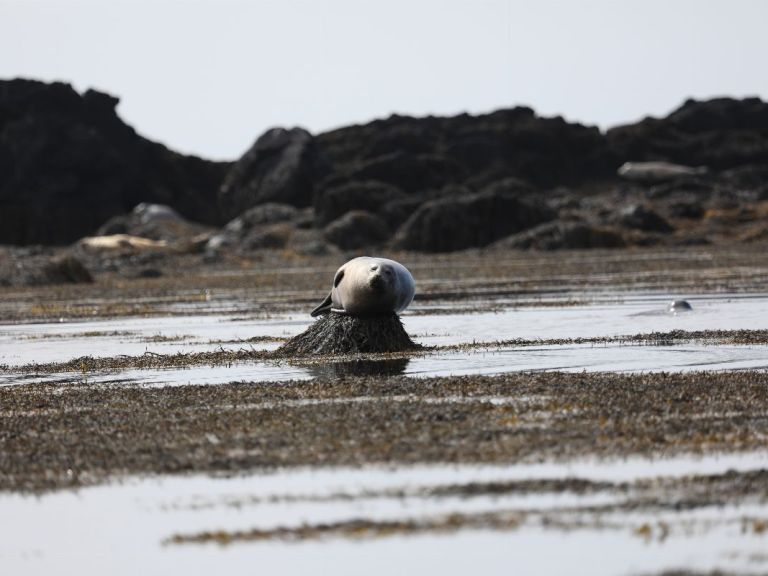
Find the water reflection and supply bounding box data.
[308,357,410,378]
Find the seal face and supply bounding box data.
[310,257,415,317]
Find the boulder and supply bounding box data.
[392,191,555,252]
[667,199,705,220]
[0,248,93,286]
[380,195,430,229]
[240,223,294,251]
[133,202,184,225]
[647,177,714,199]
[479,177,534,197]
[607,97,768,170]
[96,203,209,243]
[314,180,407,226]
[617,204,674,233]
[218,127,315,220]
[224,203,299,231]
[719,164,768,189]
[346,152,465,194]
[323,210,391,250]
[495,220,626,250]
[0,79,228,245]
[287,228,339,256]
[205,203,300,251]
[41,254,93,284]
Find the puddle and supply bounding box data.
[1,453,767,576]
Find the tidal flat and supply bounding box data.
[2,245,768,576]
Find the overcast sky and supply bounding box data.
[2,0,766,160]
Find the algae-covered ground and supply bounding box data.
[2,245,768,575]
[2,370,768,493]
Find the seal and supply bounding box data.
[617,161,707,183]
[311,256,415,317]
[79,234,168,251]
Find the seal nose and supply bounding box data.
[370,273,385,292]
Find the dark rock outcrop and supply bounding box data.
[0,79,229,245]
[667,199,705,220]
[392,190,555,252]
[323,210,390,250]
[314,180,407,226]
[218,127,315,220]
[496,220,626,250]
[606,97,768,170]
[617,204,674,233]
[315,108,613,191]
[344,152,466,193]
[0,247,93,286]
[206,203,300,251]
[6,81,768,255]
[97,202,211,243]
[205,203,334,256]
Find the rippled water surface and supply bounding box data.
[2,293,768,385]
[2,453,767,576]
[3,290,768,575]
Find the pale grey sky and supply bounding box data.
[2,0,766,160]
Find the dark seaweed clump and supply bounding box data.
[277,313,421,355]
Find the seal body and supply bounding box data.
[311,257,415,317]
[618,161,707,183]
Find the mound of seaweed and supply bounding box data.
[277,313,420,355]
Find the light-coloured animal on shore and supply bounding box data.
[311,256,415,317]
[79,234,168,250]
[618,161,707,183]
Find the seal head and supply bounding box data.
[311,257,415,317]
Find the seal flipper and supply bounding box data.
[310,292,333,317]
[310,268,345,317]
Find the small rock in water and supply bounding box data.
[669,299,693,313]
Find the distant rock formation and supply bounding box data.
[606,97,768,169]
[217,127,315,220]
[4,79,768,253]
[0,247,93,286]
[0,79,229,245]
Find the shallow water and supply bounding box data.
[2,293,768,386]
[2,453,767,576]
[3,290,768,574]
[2,292,766,366]
[3,341,768,388]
